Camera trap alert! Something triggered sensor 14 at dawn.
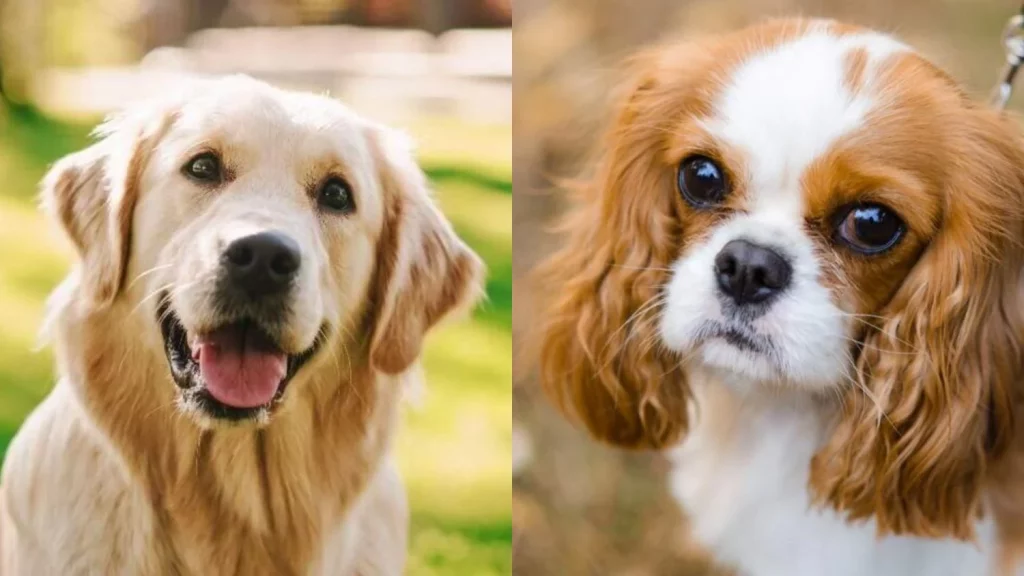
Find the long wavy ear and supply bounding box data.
[534,50,691,449]
[367,127,485,375]
[811,106,1024,539]
[40,106,176,307]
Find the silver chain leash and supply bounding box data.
[991,5,1024,109]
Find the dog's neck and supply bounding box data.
[52,295,402,573]
[688,365,839,429]
[674,365,839,496]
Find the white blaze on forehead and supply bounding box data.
[705,26,909,216]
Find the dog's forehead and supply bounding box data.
[172,78,370,157]
[704,26,909,214]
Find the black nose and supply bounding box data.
[714,240,791,306]
[222,231,301,297]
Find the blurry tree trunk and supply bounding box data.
[193,0,230,29]
[422,0,458,35]
[347,0,415,27]
[135,0,230,52]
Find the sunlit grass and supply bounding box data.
[403,117,511,182]
[0,108,511,574]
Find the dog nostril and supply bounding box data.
[715,253,737,276]
[226,244,255,268]
[751,266,765,286]
[761,260,789,290]
[270,251,299,277]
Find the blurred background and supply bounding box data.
[512,1,1024,575]
[0,1,510,574]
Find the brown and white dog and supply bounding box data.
[536,18,1024,576]
[0,75,483,575]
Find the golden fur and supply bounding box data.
[0,76,483,575]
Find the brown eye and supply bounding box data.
[183,153,222,183]
[836,203,904,254]
[678,155,728,207]
[317,177,355,214]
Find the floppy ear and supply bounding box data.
[367,127,485,375]
[534,50,691,449]
[811,107,1024,539]
[41,108,175,307]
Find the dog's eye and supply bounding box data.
[836,203,904,254]
[678,155,728,208]
[183,153,222,183]
[317,178,356,214]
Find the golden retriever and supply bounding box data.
[0,75,483,575]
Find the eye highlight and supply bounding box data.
[182,152,222,183]
[677,155,729,208]
[835,203,905,254]
[317,177,356,214]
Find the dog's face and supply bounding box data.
[654,25,929,389]
[43,76,482,427]
[537,19,1024,537]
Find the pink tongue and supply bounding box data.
[196,327,287,409]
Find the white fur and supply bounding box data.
[661,28,907,390]
[668,376,999,576]
[659,212,849,388]
[657,27,1015,575]
[706,28,905,210]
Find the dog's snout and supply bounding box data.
[222,231,301,297]
[714,240,791,306]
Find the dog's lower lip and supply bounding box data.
[700,322,769,354]
[722,328,759,351]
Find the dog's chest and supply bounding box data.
[664,384,998,576]
[160,458,362,575]
[166,509,349,576]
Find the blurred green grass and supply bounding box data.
[0,105,511,575]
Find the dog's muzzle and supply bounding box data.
[157,230,327,422]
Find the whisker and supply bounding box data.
[132,282,177,318]
[836,362,896,431]
[609,264,674,272]
[127,263,174,289]
[597,294,666,371]
[133,278,204,320]
[601,294,665,353]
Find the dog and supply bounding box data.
[536,18,1024,576]
[0,75,483,575]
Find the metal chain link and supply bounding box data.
[991,5,1024,109]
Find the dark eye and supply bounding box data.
[835,203,904,254]
[678,155,728,207]
[317,178,356,214]
[183,152,222,183]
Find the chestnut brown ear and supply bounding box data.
[41,108,175,307]
[367,127,484,375]
[810,107,1024,539]
[533,50,691,449]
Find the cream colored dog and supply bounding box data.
[0,75,483,575]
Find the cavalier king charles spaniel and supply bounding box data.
[536,18,1024,576]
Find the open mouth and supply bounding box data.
[157,294,326,421]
